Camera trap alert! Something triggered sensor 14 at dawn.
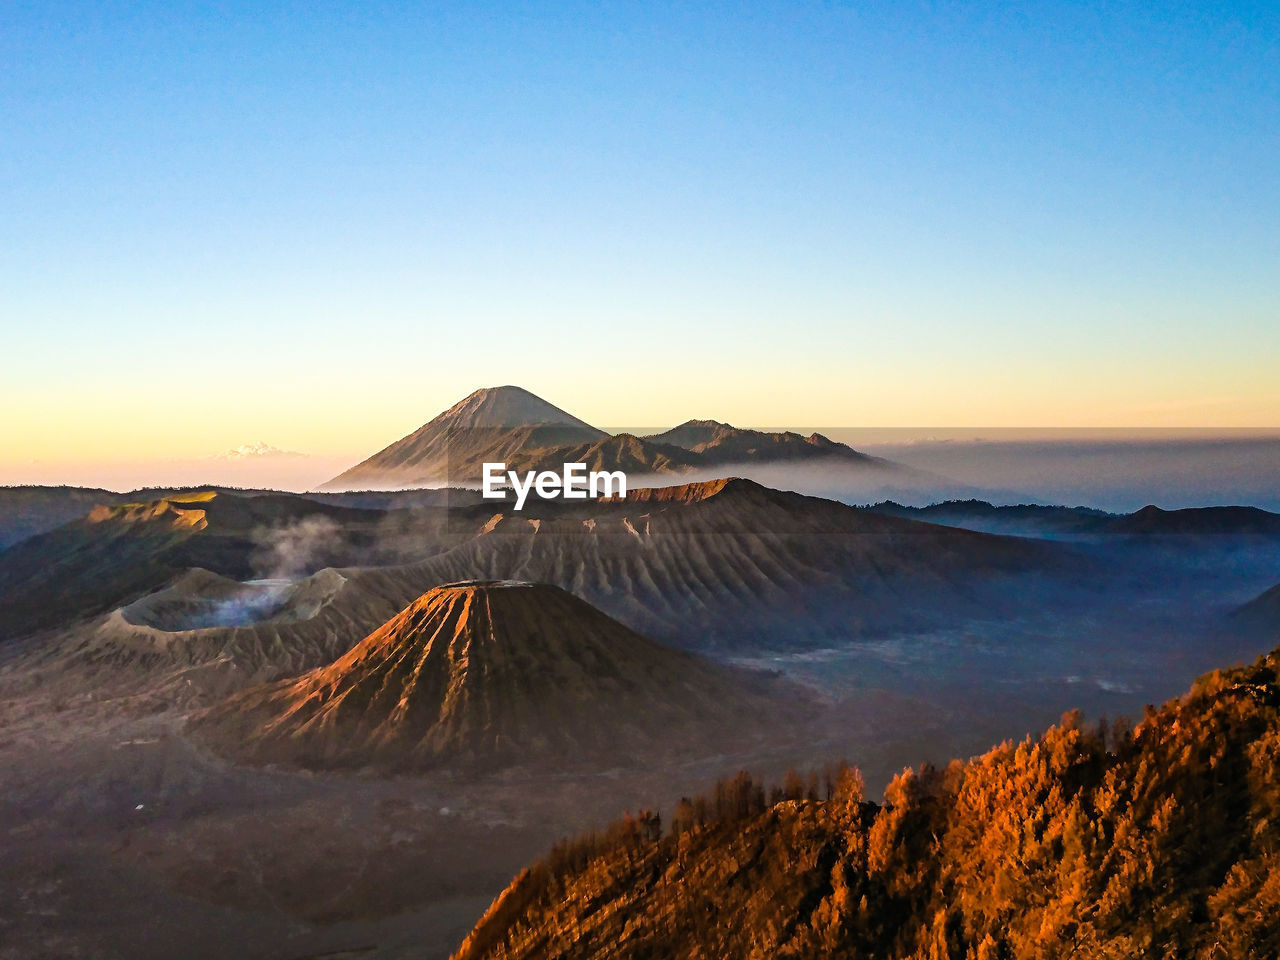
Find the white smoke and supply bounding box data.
[203,588,289,628]
[251,516,343,580]
[196,516,343,629]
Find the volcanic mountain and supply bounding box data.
[322,386,610,489]
[0,491,273,641]
[191,581,784,771]
[319,386,897,490]
[14,478,1083,692]
[348,477,1079,650]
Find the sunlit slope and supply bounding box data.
[190,581,786,771]
[455,647,1280,959]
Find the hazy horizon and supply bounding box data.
[6,423,1278,515]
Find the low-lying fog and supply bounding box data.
[849,430,1280,512]
[611,429,1280,512]
[725,529,1280,792]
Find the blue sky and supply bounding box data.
[2,1,1277,471]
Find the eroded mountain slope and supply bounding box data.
[191,581,788,771]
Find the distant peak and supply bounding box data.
[677,418,734,429]
[467,384,536,399]
[432,386,604,432]
[209,442,305,461]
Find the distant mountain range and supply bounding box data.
[864,499,1280,538]
[320,385,891,490]
[864,499,1116,536]
[209,442,304,461]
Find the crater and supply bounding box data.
[121,568,345,632]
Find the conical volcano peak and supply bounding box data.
[437,578,538,589]
[192,580,784,772]
[320,386,610,489]
[439,385,601,431]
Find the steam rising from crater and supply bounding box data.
[197,516,344,628]
[250,516,343,581]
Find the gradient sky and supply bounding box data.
[3,1,1278,478]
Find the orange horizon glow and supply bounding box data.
[5,371,1279,473]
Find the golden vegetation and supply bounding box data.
[455,650,1280,959]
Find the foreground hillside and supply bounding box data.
[456,646,1280,959]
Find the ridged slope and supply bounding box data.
[192,581,778,771]
[352,478,1073,650]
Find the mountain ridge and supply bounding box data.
[9,479,1084,661]
[320,386,891,490]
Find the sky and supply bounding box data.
[2,1,1278,485]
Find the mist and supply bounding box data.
[195,516,346,628]
[616,435,1280,512]
[855,435,1280,512]
[249,516,344,581]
